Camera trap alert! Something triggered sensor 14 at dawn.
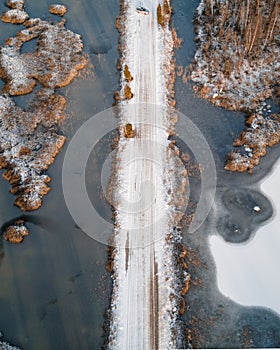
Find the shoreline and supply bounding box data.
[190,0,280,174]
[0,1,87,213]
[0,0,279,348]
[210,157,280,316]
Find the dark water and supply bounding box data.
[173,0,280,348]
[0,0,280,349]
[0,0,119,349]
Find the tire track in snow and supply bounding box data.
[108,1,184,349]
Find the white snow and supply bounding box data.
[2,9,29,23]
[6,0,24,10]
[0,332,21,350]
[210,158,280,316]
[0,45,31,93]
[108,0,185,349]
[49,4,67,14]
[191,0,280,111]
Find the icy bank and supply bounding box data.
[210,158,280,315]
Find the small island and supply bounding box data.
[0,1,87,211]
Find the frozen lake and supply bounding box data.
[210,159,280,316]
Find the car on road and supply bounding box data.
[136,6,149,15]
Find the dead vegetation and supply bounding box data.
[157,1,172,28]
[123,84,134,100]
[191,0,280,111]
[1,0,28,24]
[186,313,216,349]
[172,27,183,49]
[0,90,66,210]
[124,123,134,138]
[0,1,87,210]
[124,64,133,82]
[6,0,24,10]
[49,4,67,16]
[3,219,29,244]
[157,4,164,27]
[0,18,87,95]
[106,244,116,273]
[190,0,280,173]
[1,9,28,24]
[179,297,186,315]
[181,274,191,296]
[242,326,254,348]
[225,111,280,173]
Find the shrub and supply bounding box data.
[157,4,164,27]
[124,64,133,82]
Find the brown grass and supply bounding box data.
[157,4,164,27]
[191,0,280,112]
[124,64,133,82]
[124,84,134,100]
[172,27,183,48]
[164,0,171,15]
[201,0,279,60]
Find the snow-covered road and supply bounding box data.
[108,1,184,349]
